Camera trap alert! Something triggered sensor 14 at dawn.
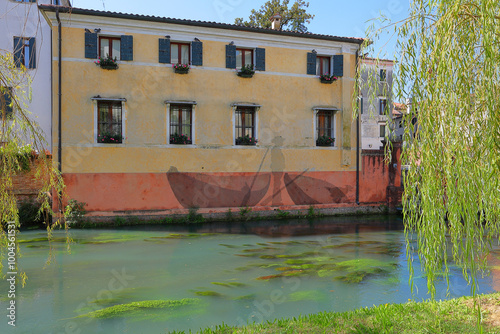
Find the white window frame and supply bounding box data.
[313,107,338,148]
[231,103,260,147]
[379,122,387,139]
[92,98,127,145]
[165,101,196,146]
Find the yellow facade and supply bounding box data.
[43,11,361,175]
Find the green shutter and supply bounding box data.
[191,40,203,66]
[13,37,23,67]
[84,32,98,59]
[333,55,344,77]
[226,44,236,69]
[255,48,265,71]
[307,52,317,75]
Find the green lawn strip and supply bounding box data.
[187,293,500,334]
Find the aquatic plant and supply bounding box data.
[79,298,202,319]
[211,281,247,288]
[288,290,327,302]
[194,290,223,297]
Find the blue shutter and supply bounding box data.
[333,55,344,77]
[159,38,171,64]
[28,37,36,69]
[191,40,203,66]
[120,35,133,61]
[226,44,236,69]
[255,47,265,71]
[307,52,317,75]
[13,37,23,67]
[84,32,98,59]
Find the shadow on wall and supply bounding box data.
[167,136,347,208]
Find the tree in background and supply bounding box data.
[357,0,500,305]
[234,0,314,32]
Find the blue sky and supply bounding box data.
[72,0,410,58]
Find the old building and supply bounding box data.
[359,57,394,150]
[0,0,71,150]
[39,5,400,219]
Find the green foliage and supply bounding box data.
[239,206,251,218]
[170,132,192,144]
[64,199,86,224]
[17,199,44,229]
[193,294,500,333]
[97,131,123,143]
[236,64,255,78]
[185,207,204,223]
[276,209,290,218]
[356,0,500,302]
[0,52,66,277]
[234,0,314,33]
[235,134,258,145]
[316,135,335,147]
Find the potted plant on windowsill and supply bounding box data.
[95,55,118,70]
[237,64,255,78]
[316,135,335,147]
[235,135,258,146]
[170,133,192,144]
[98,132,123,144]
[319,74,338,84]
[173,63,190,74]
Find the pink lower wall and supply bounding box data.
[63,147,401,215]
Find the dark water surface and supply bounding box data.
[1,215,497,333]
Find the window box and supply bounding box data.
[170,133,192,144]
[95,55,118,70]
[173,63,190,74]
[316,135,335,147]
[237,65,255,78]
[319,74,338,84]
[98,132,123,143]
[235,135,258,146]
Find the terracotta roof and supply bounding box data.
[38,5,365,44]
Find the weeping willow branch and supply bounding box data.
[355,0,500,302]
[0,52,66,280]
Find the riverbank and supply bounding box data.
[184,293,500,334]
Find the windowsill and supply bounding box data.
[94,143,124,146]
[233,145,259,148]
[167,144,196,148]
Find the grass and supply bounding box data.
[170,293,500,333]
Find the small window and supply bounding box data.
[380,69,387,82]
[380,124,386,138]
[171,43,190,65]
[53,0,61,4]
[13,37,35,69]
[379,98,387,115]
[316,56,331,75]
[235,107,256,145]
[316,110,335,147]
[1,87,13,119]
[236,49,253,68]
[98,101,123,144]
[14,0,36,3]
[99,36,121,60]
[169,104,193,144]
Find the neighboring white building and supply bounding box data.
[0,0,70,151]
[359,57,394,150]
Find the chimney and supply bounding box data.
[270,13,282,30]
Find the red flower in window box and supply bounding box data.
[319,74,338,84]
[170,133,192,144]
[95,55,118,70]
[235,135,258,146]
[98,132,123,143]
[173,63,190,74]
[316,135,335,146]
